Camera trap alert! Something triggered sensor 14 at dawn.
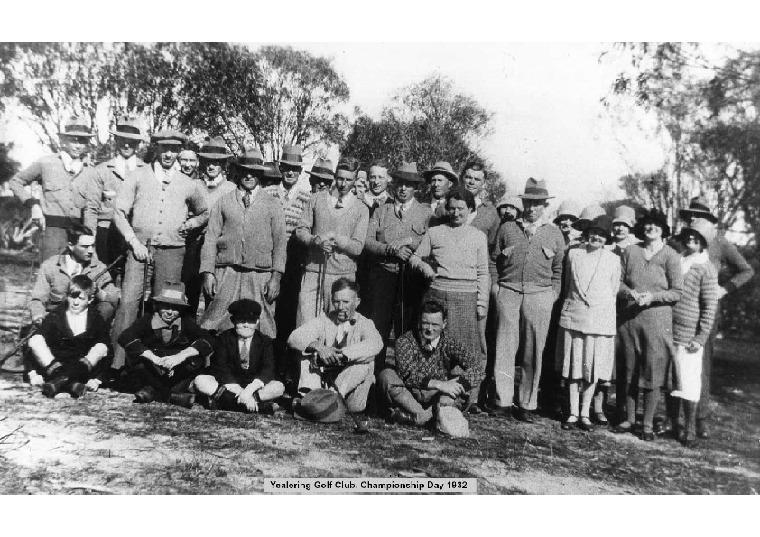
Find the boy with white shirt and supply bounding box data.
[27,275,111,398]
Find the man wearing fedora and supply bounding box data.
[200,156,286,341]
[266,144,312,233]
[294,157,370,325]
[111,129,209,371]
[193,299,285,414]
[84,117,148,274]
[288,278,383,413]
[424,161,458,227]
[363,161,431,372]
[490,178,565,422]
[118,281,214,407]
[183,137,236,316]
[10,115,100,261]
[678,196,754,438]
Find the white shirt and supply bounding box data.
[364,191,389,207]
[60,152,83,176]
[422,335,441,352]
[394,198,414,216]
[63,254,82,278]
[66,309,88,336]
[114,155,137,177]
[153,161,180,185]
[334,192,356,210]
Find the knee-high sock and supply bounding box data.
[580,381,596,418]
[568,381,580,417]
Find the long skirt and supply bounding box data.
[557,327,614,383]
[423,287,481,359]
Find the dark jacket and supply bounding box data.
[37,303,111,364]
[207,328,275,386]
[118,314,214,366]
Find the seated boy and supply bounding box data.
[377,300,484,437]
[287,277,383,413]
[27,275,111,398]
[193,299,285,413]
[117,281,214,407]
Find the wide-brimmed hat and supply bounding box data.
[587,215,613,239]
[676,227,708,249]
[307,158,335,182]
[59,115,95,138]
[496,194,523,212]
[572,204,606,231]
[390,161,422,183]
[278,144,304,167]
[152,281,189,307]
[518,177,554,200]
[198,136,230,160]
[679,196,718,224]
[260,162,282,182]
[637,208,671,238]
[232,148,266,173]
[423,161,458,184]
[436,406,470,438]
[109,117,146,141]
[152,129,187,146]
[293,389,346,423]
[554,200,583,222]
[228,298,262,321]
[612,205,636,228]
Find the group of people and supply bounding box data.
[7,115,753,443]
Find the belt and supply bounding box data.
[45,215,80,229]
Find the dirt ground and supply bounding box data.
[1,337,759,495]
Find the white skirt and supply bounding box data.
[670,344,703,402]
[557,327,614,383]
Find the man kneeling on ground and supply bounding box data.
[287,277,383,413]
[27,275,111,398]
[117,281,214,407]
[193,299,285,413]
[378,300,484,437]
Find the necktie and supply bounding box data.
[239,339,250,369]
[334,321,350,348]
[335,197,344,209]
[243,191,251,208]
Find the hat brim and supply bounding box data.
[109,130,145,141]
[422,170,458,184]
[151,297,189,307]
[308,172,334,182]
[232,162,266,172]
[678,209,718,224]
[60,130,96,138]
[152,139,185,145]
[519,194,554,200]
[612,218,634,228]
[390,171,423,183]
[198,153,230,160]
[278,159,304,167]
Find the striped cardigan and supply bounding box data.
[673,257,719,347]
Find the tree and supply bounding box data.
[0,142,20,183]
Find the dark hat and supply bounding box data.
[232,148,266,172]
[109,116,146,141]
[587,215,613,239]
[336,156,359,173]
[390,161,422,183]
[198,136,230,160]
[679,196,718,224]
[278,144,304,167]
[637,208,671,238]
[260,162,282,182]
[307,158,335,182]
[152,281,189,307]
[227,298,262,320]
[518,177,554,200]
[152,129,187,145]
[423,161,458,184]
[293,389,346,423]
[59,115,95,138]
[676,227,708,249]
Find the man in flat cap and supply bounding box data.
[200,154,286,341]
[490,178,565,423]
[294,157,370,325]
[183,137,236,316]
[424,161,458,227]
[110,129,209,372]
[10,115,99,261]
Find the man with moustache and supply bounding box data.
[295,157,370,325]
[423,161,458,227]
[10,115,99,261]
[110,130,209,372]
[490,178,565,423]
[85,117,148,274]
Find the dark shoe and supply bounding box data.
[489,405,514,419]
[696,420,710,439]
[134,386,158,404]
[681,435,698,449]
[467,404,484,415]
[561,416,578,430]
[387,408,417,427]
[257,402,275,415]
[578,417,595,432]
[69,382,88,399]
[169,393,195,409]
[641,429,655,441]
[514,408,536,424]
[613,421,633,434]
[42,374,71,398]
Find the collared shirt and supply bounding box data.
[150,314,182,344]
[114,155,137,178]
[365,191,390,207]
[60,151,83,176]
[288,311,383,366]
[66,309,88,336]
[430,197,446,213]
[394,198,414,217]
[278,183,294,202]
[422,335,441,352]
[63,254,82,278]
[334,192,356,210]
[153,161,180,186]
[238,186,260,209]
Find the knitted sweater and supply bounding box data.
[673,254,719,346]
[393,329,484,391]
[266,184,312,237]
[409,224,490,309]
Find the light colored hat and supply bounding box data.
[151,129,187,145]
[436,406,469,438]
[59,115,95,138]
[152,281,189,307]
[278,144,304,167]
[198,136,230,160]
[496,194,523,212]
[555,200,583,220]
[109,116,146,141]
[518,177,554,200]
[573,204,606,231]
[423,161,458,184]
[612,205,636,228]
[293,389,346,423]
[307,158,335,182]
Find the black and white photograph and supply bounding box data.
[0,4,758,518]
